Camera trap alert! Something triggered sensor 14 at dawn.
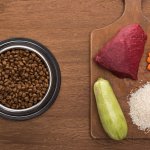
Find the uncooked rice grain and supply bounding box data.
[128,82,150,133]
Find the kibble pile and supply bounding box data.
[0,49,49,109]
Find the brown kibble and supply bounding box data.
[6,51,10,55]
[1,99,6,104]
[33,87,37,92]
[17,84,21,89]
[26,68,30,72]
[25,102,28,107]
[28,103,33,107]
[0,49,49,109]
[31,75,34,79]
[42,90,46,94]
[10,59,14,63]
[25,96,29,102]
[0,95,4,100]
[6,96,11,100]
[28,89,32,92]
[4,78,8,82]
[39,66,42,70]
[41,76,45,81]
[10,83,15,88]
[0,85,3,90]
[14,98,17,102]
[39,71,43,75]
[21,85,26,90]
[32,94,37,97]
[18,91,22,96]
[4,82,9,86]
[0,81,3,84]
[22,92,26,97]
[13,88,17,92]
[45,79,49,83]
[9,55,13,58]
[25,84,29,89]
[4,74,9,79]
[31,64,36,68]
[45,83,49,88]
[14,67,17,71]
[2,61,6,65]
[19,61,24,66]
[6,104,10,108]
[21,105,25,109]
[5,70,10,74]
[5,65,9,69]
[31,53,36,57]
[39,80,43,84]
[18,103,21,108]
[33,99,38,104]
[24,73,28,77]
[11,70,15,74]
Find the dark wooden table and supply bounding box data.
[0,0,150,149]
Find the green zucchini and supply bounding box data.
[94,78,128,140]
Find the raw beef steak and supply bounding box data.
[95,24,147,80]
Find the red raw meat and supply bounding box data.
[95,24,147,80]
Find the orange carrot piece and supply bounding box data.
[148,52,150,57]
[147,64,150,71]
[147,57,150,63]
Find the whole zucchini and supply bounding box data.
[94,78,128,140]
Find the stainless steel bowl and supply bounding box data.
[0,38,61,120]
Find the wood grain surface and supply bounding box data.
[0,0,150,149]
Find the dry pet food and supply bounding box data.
[0,49,49,109]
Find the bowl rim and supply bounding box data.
[0,45,52,112]
[0,38,61,120]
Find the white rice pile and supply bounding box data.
[128,82,150,132]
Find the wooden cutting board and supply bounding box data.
[90,0,150,139]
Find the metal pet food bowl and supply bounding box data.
[0,38,61,120]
